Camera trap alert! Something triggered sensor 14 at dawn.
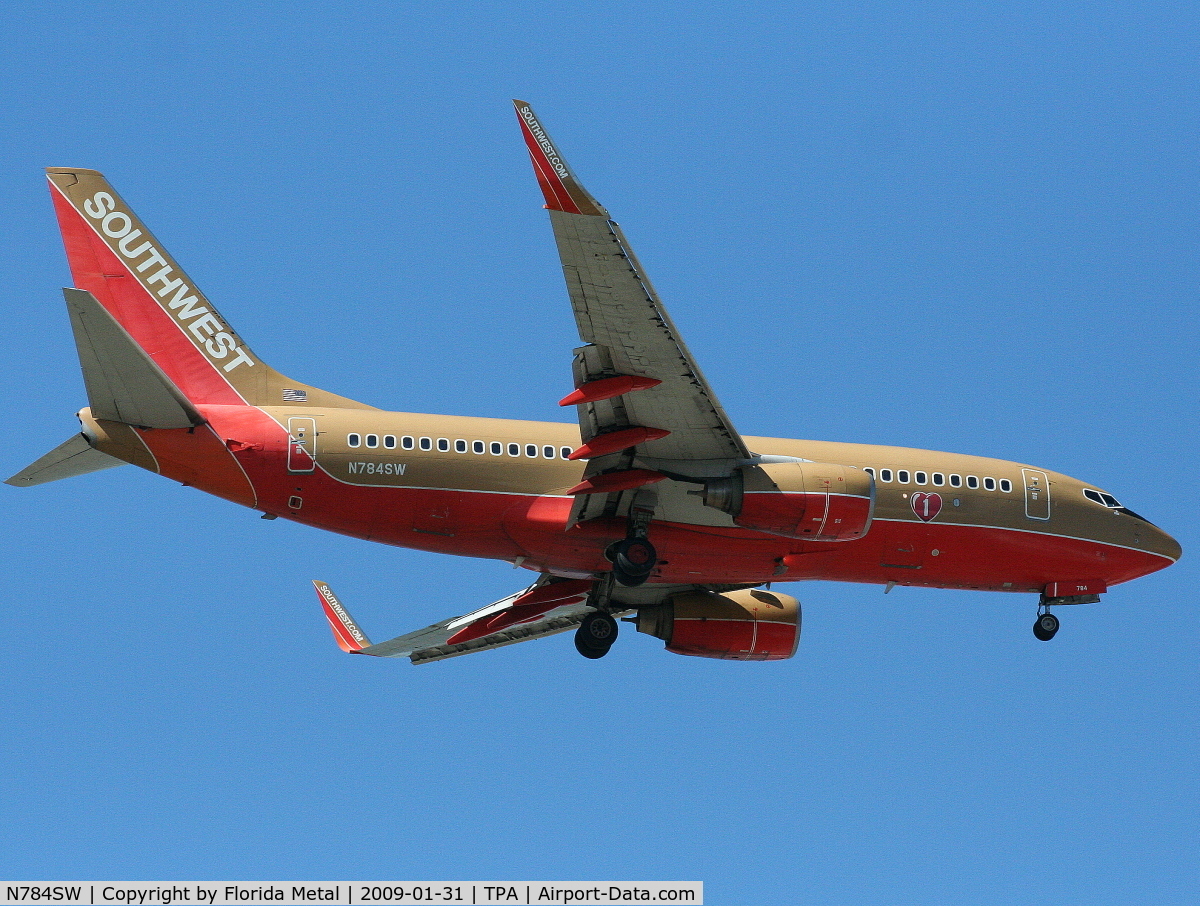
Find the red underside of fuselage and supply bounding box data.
[132,409,1172,596]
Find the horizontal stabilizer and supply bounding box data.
[64,287,203,429]
[5,434,123,487]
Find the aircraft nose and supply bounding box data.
[1150,524,1183,564]
[1109,500,1182,565]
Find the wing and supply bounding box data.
[314,577,632,665]
[514,101,752,528]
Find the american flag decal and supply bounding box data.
[282,389,308,402]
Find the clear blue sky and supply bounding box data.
[2,2,1197,902]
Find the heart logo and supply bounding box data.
[911,492,942,522]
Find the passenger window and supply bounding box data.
[419,437,432,451]
[880,469,893,482]
[949,474,961,488]
[932,473,945,486]
[966,476,979,489]
[506,443,519,457]
[365,434,379,449]
[999,479,1012,492]
[561,446,573,460]
[437,438,449,452]
[984,477,996,491]
[863,468,875,478]
[898,470,910,484]
[455,440,467,453]
[401,436,414,450]
[347,434,361,448]
[384,435,396,449]
[915,471,927,485]
[491,442,503,456]
[472,440,485,454]
[543,445,556,459]
[526,444,538,458]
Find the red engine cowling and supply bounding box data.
[700,462,874,541]
[636,588,801,661]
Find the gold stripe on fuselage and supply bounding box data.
[261,406,1171,561]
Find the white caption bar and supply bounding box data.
[0,885,702,906]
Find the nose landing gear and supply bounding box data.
[1031,590,1101,641]
[1033,610,1060,641]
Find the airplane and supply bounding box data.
[8,101,1181,665]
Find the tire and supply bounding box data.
[612,538,657,586]
[613,562,649,587]
[575,611,618,657]
[574,632,610,658]
[1033,612,1059,641]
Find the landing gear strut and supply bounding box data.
[576,496,657,656]
[1031,590,1101,640]
[1033,610,1060,641]
[575,610,619,659]
[608,497,659,588]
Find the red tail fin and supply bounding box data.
[47,168,370,411]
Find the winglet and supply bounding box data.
[313,580,374,653]
[513,101,607,217]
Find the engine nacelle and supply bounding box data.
[699,462,874,541]
[636,588,801,661]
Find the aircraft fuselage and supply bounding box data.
[79,404,1179,596]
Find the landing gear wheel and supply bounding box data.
[575,611,618,658]
[611,538,657,587]
[1033,612,1060,641]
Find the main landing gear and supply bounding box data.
[576,498,658,658]
[575,610,619,659]
[610,537,657,587]
[607,499,659,588]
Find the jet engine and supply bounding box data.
[636,588,801,660]
[698,462,874,541]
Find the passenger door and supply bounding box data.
[1022,469,1050,520]
[287,417,317,474]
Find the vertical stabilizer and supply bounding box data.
[46,169,370,411]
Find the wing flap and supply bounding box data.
[391,603,625,665]
[313,577,618,664]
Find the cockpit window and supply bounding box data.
[1084,488,1122,508]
